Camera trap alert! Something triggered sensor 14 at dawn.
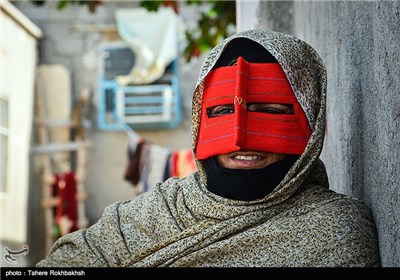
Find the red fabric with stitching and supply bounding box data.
[196,57,311,159]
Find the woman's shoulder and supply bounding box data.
[288,188,380,266]
[313,189,373,220]
[298,186,374,220]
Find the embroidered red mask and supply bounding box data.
[195,56,312,160]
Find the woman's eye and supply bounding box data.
[207,104,234,118]
[258,107,287,114]
[247,103,294,114]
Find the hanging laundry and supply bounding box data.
[124,137,145,185]
[134,140,152,195]
[136,144,171,193]
[51,172,78,238]
[176,149,197,178]
[169,151,179,178]
[123,131,197,195]
[170,148,197,178]
[162,153,172,182]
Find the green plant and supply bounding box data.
[174,1,236,62]
[31,0,103,13]
[139,1,236,61]
[29,0,236,61]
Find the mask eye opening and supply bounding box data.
[206,104,235,118]
[246,103,294,115]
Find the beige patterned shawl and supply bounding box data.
[37,29,380,267]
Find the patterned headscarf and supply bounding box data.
[192,29,327,206]
[37,29,380,267]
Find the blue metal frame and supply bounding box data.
[97,59,182,131]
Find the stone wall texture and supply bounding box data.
[252,0,400,267]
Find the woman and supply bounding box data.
[37,29,380,267]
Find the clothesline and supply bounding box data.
[120,122,141,142]
[121,124,197,195]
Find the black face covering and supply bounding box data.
[204,155,299,201]
[212,37,278,69]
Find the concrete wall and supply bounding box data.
[238,0,399,267]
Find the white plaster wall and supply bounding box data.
[0,1,40,244]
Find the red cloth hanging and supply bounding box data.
[52,171,78,237]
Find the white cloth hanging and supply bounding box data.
[115,7,186,85]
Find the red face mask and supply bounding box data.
[195,57,312,160]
